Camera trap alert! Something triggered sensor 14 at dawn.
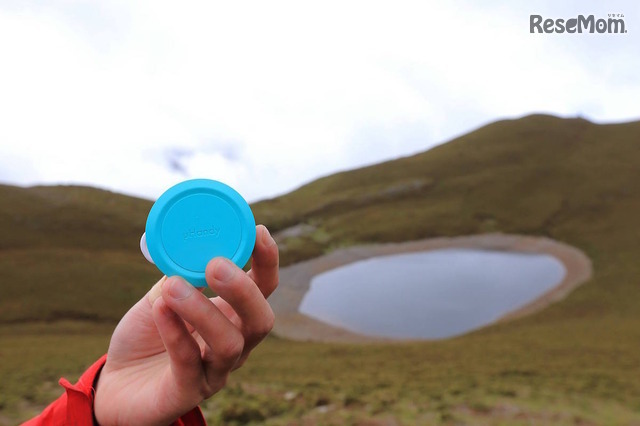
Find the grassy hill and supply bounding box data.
[0,184,156,323]
[254,115,640,265]
[1,114,640,424]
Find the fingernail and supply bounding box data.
[147,276,167,305]
[167,277,194,300]
[262,226,276,247]
[214,259,235,282]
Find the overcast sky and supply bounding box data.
[0,0,638,202]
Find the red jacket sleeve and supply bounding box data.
[21,355,207,426]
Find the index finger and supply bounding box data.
[248,225,279,298]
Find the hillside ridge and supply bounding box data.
[1,113,639,323]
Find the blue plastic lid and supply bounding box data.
[144,179,256,287]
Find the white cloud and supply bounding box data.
[0,0,638,202]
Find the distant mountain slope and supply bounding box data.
[0,184,156,322]
[1,113,639,323]
[0,184,152,251]
[253,114,640,264]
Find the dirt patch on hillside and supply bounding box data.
[270,234,592,343]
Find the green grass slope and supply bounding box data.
[1,113,640,425]
[254,115,640,265]
[0,184,157,323]
[0,184,151,251]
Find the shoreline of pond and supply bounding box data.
[269,233,593,343]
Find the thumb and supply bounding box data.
[147,275,167,306]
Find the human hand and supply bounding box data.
[94,225,279,426]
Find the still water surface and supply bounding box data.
[299,249,566,339]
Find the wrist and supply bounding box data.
[92,362,105,425]
[93,361,114,426]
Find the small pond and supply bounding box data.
[298,249,566,339]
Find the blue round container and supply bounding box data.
[144,179,256,287]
